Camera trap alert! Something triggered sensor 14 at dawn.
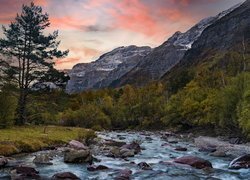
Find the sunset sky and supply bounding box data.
[0,0,245,69]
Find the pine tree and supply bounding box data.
[0,2,68,125]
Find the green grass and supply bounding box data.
[0,126,95,156]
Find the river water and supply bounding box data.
[0,131,249,179]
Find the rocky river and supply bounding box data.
[0,131,250,179]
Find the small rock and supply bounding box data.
[87,165,109,171]
[198,146,216,153]
[120,148,135,158]
[52,172,80,179]
[104,140,126,147]
[0,157,8,168]
[122,142,141,154]
[210,150,227,157]
[69,140,88,150]
[174,156,213,169]
[175,147,187,151]
[115,169,132,180]
[33,154,53,165]
[229,137,243,145]
[229,154,250,169]
[138,162,152,170]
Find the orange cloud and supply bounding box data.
[49,16,96,30]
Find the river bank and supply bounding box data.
[0,130,250,179]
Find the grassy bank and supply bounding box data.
[0,126,95,156]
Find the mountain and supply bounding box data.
[162,0,249,92]
[66,45,151,93]
[66,1,247,92]
[111,2,244,87]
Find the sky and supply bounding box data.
[0,0,245,69]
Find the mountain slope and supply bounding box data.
[66,45,151,93]
[111,2,244,87]
[162,0,250,92]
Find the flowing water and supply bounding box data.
[1,131,249,179]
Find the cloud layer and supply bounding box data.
[0,0,244,69]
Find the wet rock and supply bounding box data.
[138,162,152,170]
[174,156,213,169]
[210,150,227,157]
[12,166,40,179]
[229,137,243,145]
[115,169,132,180]
[68,140,88,150]
[64,149,93,163]
[229,154,250,169]
[33,154,53,165]
[104,139,126,147]
[107,147,120,158]
[121,142,141,154]
[120,148,135,158]
[195,136,250,157]
[0,157,8,168]
[198,146,216,153]
[87,164,109,171]
[145,137,153,141]
[175,147,187,151]
[52,172,80,179]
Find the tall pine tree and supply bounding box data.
[0,2,68,125]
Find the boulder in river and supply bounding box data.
[12,166,40,179]
[33,154,53,165]
[52,172,80,179]
[174,147,187,151]
[87,164,109,171]
[121,142,141,154]
[174,156,213,169]
[115,169,132,180]
[138,162,152,170]
[120,148,135,158]
[229,154,250,169]
[0,157,8,168]
[68,140,88,150]
[64,149,93,163]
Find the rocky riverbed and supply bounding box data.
[0,131,250,179]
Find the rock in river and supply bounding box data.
[68,140,88,150]
[52,172,80,179]
[115,169,132,180]
[87,164,109,171]
[0,157,8,168]
[64,149,93,163]
[138,162,152,170]
[229,154,250,169]
[33,154,53,165]
[174,156,213,169]
[121,142,141,154]
[11,166,40,179]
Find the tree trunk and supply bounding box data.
[16,89,27,125]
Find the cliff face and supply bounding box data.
[66,46,151,93]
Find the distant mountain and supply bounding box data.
[111,2,244,87]
[66,45,151,93]
[66,1,247,93]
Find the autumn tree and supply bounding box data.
[0,3,68,125]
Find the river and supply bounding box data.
[0,131,249,179]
